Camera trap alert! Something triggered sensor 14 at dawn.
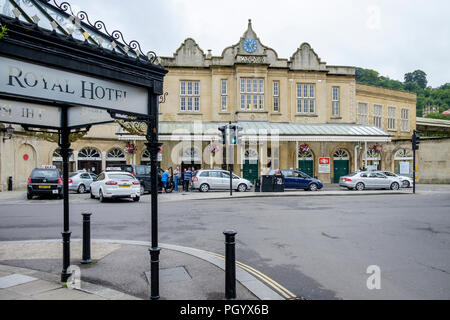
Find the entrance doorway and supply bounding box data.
[78,147,102,174]
[333,149,350,183]
[243,148,259,182]
[298,150,314,177]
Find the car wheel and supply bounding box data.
[402,180,410,188]
[27,193,33,200]
[355,182,365,191]
[77,184,86,194]
[99,190,105,203]
[390,182,400,190]
[309,183,318,191]
[199,183,210,192]
[237,183,247,192]
[133,196,140,202]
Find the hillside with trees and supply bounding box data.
[355,68,450,119]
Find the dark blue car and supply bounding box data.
[271,169,323,191]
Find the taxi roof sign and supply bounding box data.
[40,165,57,169]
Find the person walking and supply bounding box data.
[173,166,180,192]
[190,167,196,192]
[184,167,192,192]
[161,170,170,193]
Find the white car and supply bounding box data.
[90,171,141,202]
[376,171,414,188]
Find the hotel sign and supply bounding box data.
[0,56,148,116]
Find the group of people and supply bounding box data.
[171,166,197,192]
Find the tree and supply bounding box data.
[404,70,427,89]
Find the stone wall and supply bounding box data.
[416,138,450,184]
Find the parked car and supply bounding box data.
[269,169,323,191]
[90,171,141,202]
[27,165,63,199]
[192,169,253,192]
[339,171,401,191]
[113,165,166,194]
[375,171,414,188]
[68,171,96,193]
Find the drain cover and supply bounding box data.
[145,266,191,284]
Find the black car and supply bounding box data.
[113,164,167,194]
[27,166,63,199]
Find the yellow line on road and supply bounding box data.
[199,249,296,299]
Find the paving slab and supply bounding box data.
[7,279,61,296]
[0,274,37,289]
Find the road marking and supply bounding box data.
[199,249,297,299]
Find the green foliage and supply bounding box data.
[356,67,449,118]
[425,112,450,120]
[0,24,7,39]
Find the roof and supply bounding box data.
[117,121,392,142]
[0,0,158,64]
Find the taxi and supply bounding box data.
[89,168,141,202]
[27,165,63,199]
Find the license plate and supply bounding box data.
[39,185,51,189]
[120,185,130,188]
[52,190,58,194]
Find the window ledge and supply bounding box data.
[295,114,318,117]
[235,110,268,114]
[270,112,282,115]
[330,116,342,119]
[387,128,397,132]
[218,112,231,115]
[177,112,203,115]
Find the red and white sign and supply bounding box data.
[318,157,331,173]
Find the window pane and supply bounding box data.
[187,82,192,95]
[297,84,302,98]
[180,81,185,95]
[253,79,258,93]
[259,79,264,93]
[310,85,315,98]
[180,97,186,111]
[274,97,279,111]
[188,97,192,111]
[194,97,199,111]
[247,79,251,92]
[297,99,302,113]
[304,99,309,113]
[194,82,199,95]
[310,99,315,113]
[304,84,308,98]
[241,95,245,109]
[240,79,245,93]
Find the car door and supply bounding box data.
[296,171,309,189]
[207,171,223,190]
[80,173,92,189]
[376,173,391,188]
[367,172,382,188]
[281,170,295,188]
[91,173,104,195]
[359,172,370,188]
[220,171,232,190]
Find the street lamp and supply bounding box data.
[2,124,14,142]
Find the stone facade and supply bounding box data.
[1,20,429,191]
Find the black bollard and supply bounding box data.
[223,229,237,300]
[80,211,92,264]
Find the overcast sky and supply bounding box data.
[68,0,449,88]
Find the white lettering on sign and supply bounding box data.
[0,99,61,128]
[318,157,331,174]
[1,57,148,115]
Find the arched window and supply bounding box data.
[78,147,102,173]
[78,147,101,160]
[364,149,381,161]
[394,148,413,176]
[106,148,125,161]
[333,149,350,160]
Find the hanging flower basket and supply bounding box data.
[124,142,138,155]
[207,143,220,157]
[298,144,311,157]
[371,145,382,157]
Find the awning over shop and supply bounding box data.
[117,121,392,142]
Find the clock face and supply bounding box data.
[243,38,257,53]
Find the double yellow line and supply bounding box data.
[199,249,297,300]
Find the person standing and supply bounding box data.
[173,166,180,192]
[184,168,192,192]
[161,170,169,193]
[190,167,196,192]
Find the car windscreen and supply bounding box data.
[31,170,60,179]
[108,174,134,180]
[347,172,358,177]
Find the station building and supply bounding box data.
[1,20,423,190]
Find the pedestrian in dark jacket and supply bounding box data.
[184,168,192,192]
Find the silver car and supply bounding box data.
[339,171,402,191]
[375,171,414,188]
[192,169,253,192]
[69,171,96,193]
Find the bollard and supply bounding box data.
[7,176,12,191]
[223,229,237,300]
[80,211,92,264]
[254,178,260,192]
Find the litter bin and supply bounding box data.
[8,176,13,191]
[273,175,285,192]
[261,175,274,192]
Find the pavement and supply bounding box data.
[0,239,286,300]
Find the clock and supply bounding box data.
[243,38,257,53]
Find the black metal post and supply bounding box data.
[81,211,92,264]
[229,164,233,196]
[223,229,237,300]
[146,91,162,300]
[60,108,72,283]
